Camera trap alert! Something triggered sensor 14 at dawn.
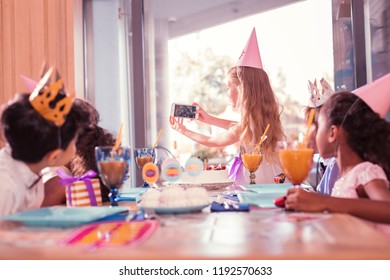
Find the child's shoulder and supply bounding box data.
[354,161,388,186]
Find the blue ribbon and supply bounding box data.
[57,169,98,206]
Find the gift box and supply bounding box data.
[65,178,102,207]
[58,170,102,207]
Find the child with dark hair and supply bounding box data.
[41,99,116,205]
[286,91,390,232]
[304,78,339,194]
[69,125,116,202]
[0,69,90,215]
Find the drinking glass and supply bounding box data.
[95,146,131,206]
[278,141,314,187]
[240,143,263,185]
[134,147,156,188]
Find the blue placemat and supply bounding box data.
[1,206,129,227]
[241,183,293,193]
[237,192,286,208]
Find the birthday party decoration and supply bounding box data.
[185,157,203,177]
[236,27,263,69]
[161,158,182,182]
[142,162,160,185]
[29,67,75,127]
[57,169,102,207]
[353,72,390,118]
[307,78,334,108]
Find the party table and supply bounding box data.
[1,203,390,260]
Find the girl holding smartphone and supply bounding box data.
[170,28,285,185]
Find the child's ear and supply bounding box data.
[45,149,63,165]
[328,125,339,143]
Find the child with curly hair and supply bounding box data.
[41,99,116,205]
[286,91,390,233]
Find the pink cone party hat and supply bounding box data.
[236,27,263,69]
[20,75,38,92]
[353,72,390,118]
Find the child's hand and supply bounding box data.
[169,116,186,133]
[285,188,326,212]
[192,102,208,123]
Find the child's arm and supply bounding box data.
[42,175,66,206]
[170,116,239,147]
[285,188,390,224]
[362,179,390,201]
[193,102,237,130]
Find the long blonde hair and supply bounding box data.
[228,66,284,161]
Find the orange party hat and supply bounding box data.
[353,72,390,118]
[236,27,263,69]
[29,67,75,127]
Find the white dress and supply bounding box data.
[331,161,390,236]
[0,145,44,216]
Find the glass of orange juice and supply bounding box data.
[278,141,314,187]
[240,143,263,184]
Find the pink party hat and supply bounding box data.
[353,72,390,118]
[236,28,263,69]
[20,75,38,92]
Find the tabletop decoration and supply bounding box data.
[227,156,244,183]
[57,169,102,207]
[185,157,203,177]
[61,220,158,248]
[161,158,182,182]
[142,162,160,188]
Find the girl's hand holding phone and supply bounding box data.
[192,102,208,123]
[170,103,199,119]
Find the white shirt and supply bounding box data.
[0,145,44,216]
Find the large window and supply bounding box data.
[83,0,389,187]
[143,0,334,167]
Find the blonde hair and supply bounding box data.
[228,66,284,161]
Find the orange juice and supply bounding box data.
[278,148,314,185]
[242,154,263,172]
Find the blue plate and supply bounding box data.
[140,204,209,215]
[1,206,129,228]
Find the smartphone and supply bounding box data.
[171,103,199,119]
